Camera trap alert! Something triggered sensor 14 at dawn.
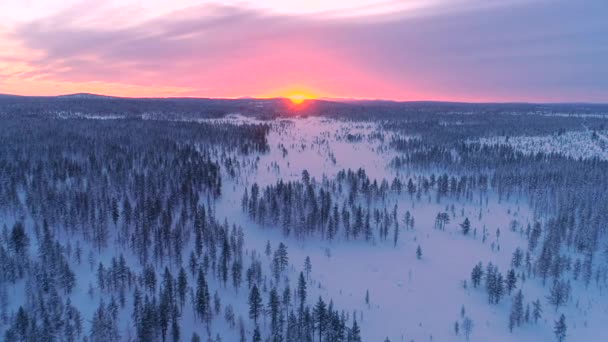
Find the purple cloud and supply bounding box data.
[7,0,608,101]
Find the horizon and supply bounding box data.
[2,91,608,106]
[1,0,607,103]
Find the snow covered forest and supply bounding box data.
[1,96,608,341]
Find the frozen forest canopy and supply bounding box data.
[1,95,608,342]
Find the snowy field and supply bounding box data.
[212,117,607,341]
[1,114,607,342]
[477,130,608,161]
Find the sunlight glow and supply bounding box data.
[288,94,311,104]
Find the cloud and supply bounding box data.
[4,0,608,101]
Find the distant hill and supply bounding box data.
[56,93,119,99]
[0,93,606,120]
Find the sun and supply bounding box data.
[288,94,310,104]
[259,87,320,105]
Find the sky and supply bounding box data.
[0,0,607,102]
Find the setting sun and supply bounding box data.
[288,94,310,104]
[259,86,323,105]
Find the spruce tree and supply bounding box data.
[249,285,263,325]
[304,256,312,280]
[506,269,517,294]
[460,218,471,235]
[313,297,327,342]
[554,314,567,342]
[298,272,307,313]
[471,262,483,288]
[533,299,542,324]
[195,268,211,323]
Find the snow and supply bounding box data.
[2,115,607,342]
[211,117,607,341]
[476,130,608,161]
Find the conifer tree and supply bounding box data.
[249,285,263,326]
[554,314,567,342]
[471,262,483,288]
[298,272,307,313]
[506,269,517,294]
[304,256,312,280]
[533,299,542,324]
[460,218,471,235]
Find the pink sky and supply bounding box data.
[1,0,607,102]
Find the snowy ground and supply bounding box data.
[476,130,608,161]
[2,115,607,341]
[211,117,607,341]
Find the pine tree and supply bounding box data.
[265,241,272,258]
[495,272,505,303]
[249,285,263,326]
[528,222,542,252]
[232,260,243,291]
[533,299,542,324]
[547,279,570,312]
[506,269,517,294]
[9,222,29,256]
[220,235,231,285]
[512,248,523,268]
[177,267,188,309]
[282,285,291,317]
[304,256,312,280]
[268,288,282,342]
[462,317,473,341]
[349,319,362,342]
[471,262,483,288]
[171,305,180,342]
[298,272,307,313]
[286,311,298,342]
[509,290,524,332]
[537,243,553,285]
[313,297,327,342]
[195,268,211,323]
[393,220,400,247]
[252,326,262,342]
[460,218,471,235]
[554,314,567,342]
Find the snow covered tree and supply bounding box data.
[348,319,362,342]
[266,287,282,342]
[533,299,543,324]
[177,267,188,309]
[471,262,483,288]
[462,317,473,341]
[195,268,211,323]
[90,299,120,342]
[304,256,312,280]
[547,279,570,312]
[511,248,523,268]
[460,218,471,235]
[252,326,262,342]
[249,285,263,325]
[509,290,524,332]
[506,269,517,294]
[298,272,307,313]
[554,314,567,342]
[313,297,327,342]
